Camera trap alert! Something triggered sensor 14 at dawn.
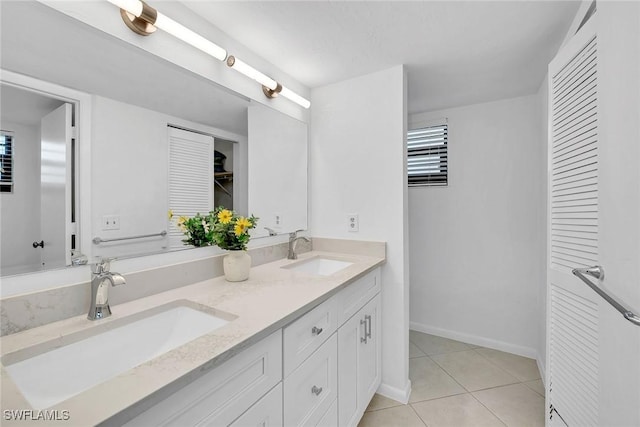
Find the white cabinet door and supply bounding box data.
[358,295,381,407]
[284,334,337,427]
[229,383,283,427]
[337,294,381,427]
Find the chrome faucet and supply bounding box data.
[88,259,126,320]
[288,230,310,260]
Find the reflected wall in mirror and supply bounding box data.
[248,104,308,238]
[0,83,78,276]
[0,1,309,277]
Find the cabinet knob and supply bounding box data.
[32,240,44,248]
[311,326,323,336]
[311,385,323,396]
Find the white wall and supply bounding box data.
[409,94,546,358]
[310,65,410,401]
[0,121,41,274]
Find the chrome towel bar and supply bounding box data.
[572,266,640,327]
[93,230,167,245]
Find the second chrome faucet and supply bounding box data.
[288,230,310,260]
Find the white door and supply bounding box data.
[546,7,640,427]
[40,103,73,269]
[167,126,214,249]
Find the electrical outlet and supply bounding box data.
[347,214,359,232]
[274,213,282,228]
[102,215,120,230]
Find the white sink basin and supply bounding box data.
[3,304,233,409]
[283,257,353,277]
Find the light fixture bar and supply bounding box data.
[107,0,227,61]
[226,56,311,109]
[226,56,278,90]
[154,12,227,62]
[279,86,311,109]
[107,0,310,108]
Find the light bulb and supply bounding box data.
[154,12,227,62]
[227,56,278,90]
[106,0,143,17]
[279,86,311,109]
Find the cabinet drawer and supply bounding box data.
[317,399,337,427]
[283,296,337,377]
[284,334,337,427]
[336,268,380,326]
[228,383,283,427]
[125,330,282,427]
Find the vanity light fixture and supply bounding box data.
[106,0,227,61]
[106,0,310,109]
[226,56,310,109]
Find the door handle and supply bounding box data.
[573,266,640,327]
[32,240,44,248]
[360,318,367,343]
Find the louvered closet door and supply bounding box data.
[168,127,214,249]
[546,9,640,427]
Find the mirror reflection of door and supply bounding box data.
[0,84,74,275]
[40,103,73,270]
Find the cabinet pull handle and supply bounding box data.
[365,314,372,339]
[311,326,323,336]
[311,385,323,396]
[360,318,367,344]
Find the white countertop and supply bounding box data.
[0,250,384,426]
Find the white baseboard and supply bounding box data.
[536,354,546,386]
[410,321,538,360]
[377,380,411,404]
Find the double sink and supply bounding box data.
[2,256,353,410]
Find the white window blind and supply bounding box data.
[168,126,214,249]
[0,131,14,193]
[407,123,448,186]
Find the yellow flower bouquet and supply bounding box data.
[171,207,257,250]
[209,207,258,251]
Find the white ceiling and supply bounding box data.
[183,1,580,113]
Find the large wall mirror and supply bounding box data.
[0,1,308,278]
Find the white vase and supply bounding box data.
[223,250,251,282]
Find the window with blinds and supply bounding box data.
[0,132,14,193]
[407,123,448,186]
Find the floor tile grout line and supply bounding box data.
[407,401,430,427]
[471,347,542,383]
[467,391,510,427]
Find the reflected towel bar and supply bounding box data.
[93,231,167,245]
[572,266,640,327]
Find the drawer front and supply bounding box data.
[227,383,283,427]
[284,334,337,427]
[125,330,282,427]
[283,297,337,377]
[317,399,337,427]
[336,268,380,326]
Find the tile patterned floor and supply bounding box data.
[359,332,545,427]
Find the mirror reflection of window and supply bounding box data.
[0,132,14,193]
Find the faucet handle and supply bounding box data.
[289,229,305,238]
[92,257,116,273]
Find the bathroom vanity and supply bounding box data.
[0,246,384,427]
